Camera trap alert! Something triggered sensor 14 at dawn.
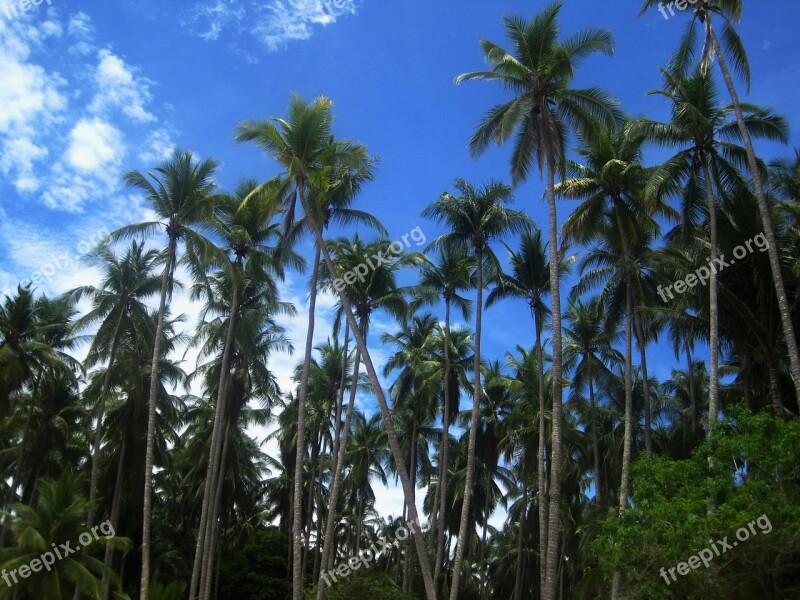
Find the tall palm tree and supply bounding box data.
[68,241,161,528]
[422,178,529,599]
[455,5,620,595]
[112,147,219,600]
[236,95,437,600]
[635,69,786,427]
[414,244,473,589]
[562,297,621,509]
[638,0,800,403]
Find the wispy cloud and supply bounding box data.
[183,0,358,55]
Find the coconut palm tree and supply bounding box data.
[68,241,161,528]
[111,147,219,599]
[455,5,620,594]
[634,69,786,428]
[638,0,800,403]
[414,244,473,590]
[422,178,529,599]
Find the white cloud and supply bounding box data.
[0,137,48,192]
[89,50,156,124]
[138,129,176,164]
[65,117,124,173]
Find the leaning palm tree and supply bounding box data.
[422,178,529,599]
[236,95,436,600]
[455,5,620,595]
[111,147,219,600]
[67,241,161,528]
[638,0,800,403]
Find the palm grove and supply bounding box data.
[1,1,799,599]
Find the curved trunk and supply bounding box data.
[434,297,453,588]
[543,160,564,600]
[292,233,321,600]
[701,156,720,430]
[299,193,436,600]
[139,235,175,600]
[709,26,800,402]
[449,245,484,600]
[316,331,363,598]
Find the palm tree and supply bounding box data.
[236,95,437,600]
[562,297,621,509]
[112,147,219,600]
[414,244,473,589]
[422,178,529,599]
[638,0,800,403]
[68,241,161,528]
[455,5,620,595]
[635,69,787,427]
[0,471,130,599]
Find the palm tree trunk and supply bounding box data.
[192,276,241,600]
[588,369,603,509]
[312,433,327,584]
[611,261,634,600]
[102,437,128,600]
[767,358,785,415]
[513,460,528,600]
[479,486,490,599]
[543,160,564,600]
[709,26,800,402]
[202,423,232,600]
[87,312,125,528]
[449,244,484,600]
[299,193,436,600]
[302,427,321,577]
[434,296,453,588]
[292,236,321,600]
[404,402,419,593]
[686,343,698,435]
[316,332,362,599]
[534,306,548,593]
[139,235,176,600]
[634,314,653,453]
[701,156,720,429]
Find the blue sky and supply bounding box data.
[1,0,799,521]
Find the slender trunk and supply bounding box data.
[701,155,720,430]
[767,358,785,415]
[513,461,528,600]
[687,344,698,435]
[709,26,800,402]
[434,297,453,588]
[88,312,125,527]
[299,193,436,600]
[543,160,564,600]
[404,403,419,593]
[316,334,363,599]
[193,275,241,600]
[292,232,321,600]
[202,424,232,600]
[588,370,603,509]
[611,262,634,600]
[634,314,652,453]
[449,245,484,600]
[102,437,128,600]
[479,487,490,599]
[534,307,548,593]
[312,434,327,585]
[139,235,175,600]
[302,427,321,577]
